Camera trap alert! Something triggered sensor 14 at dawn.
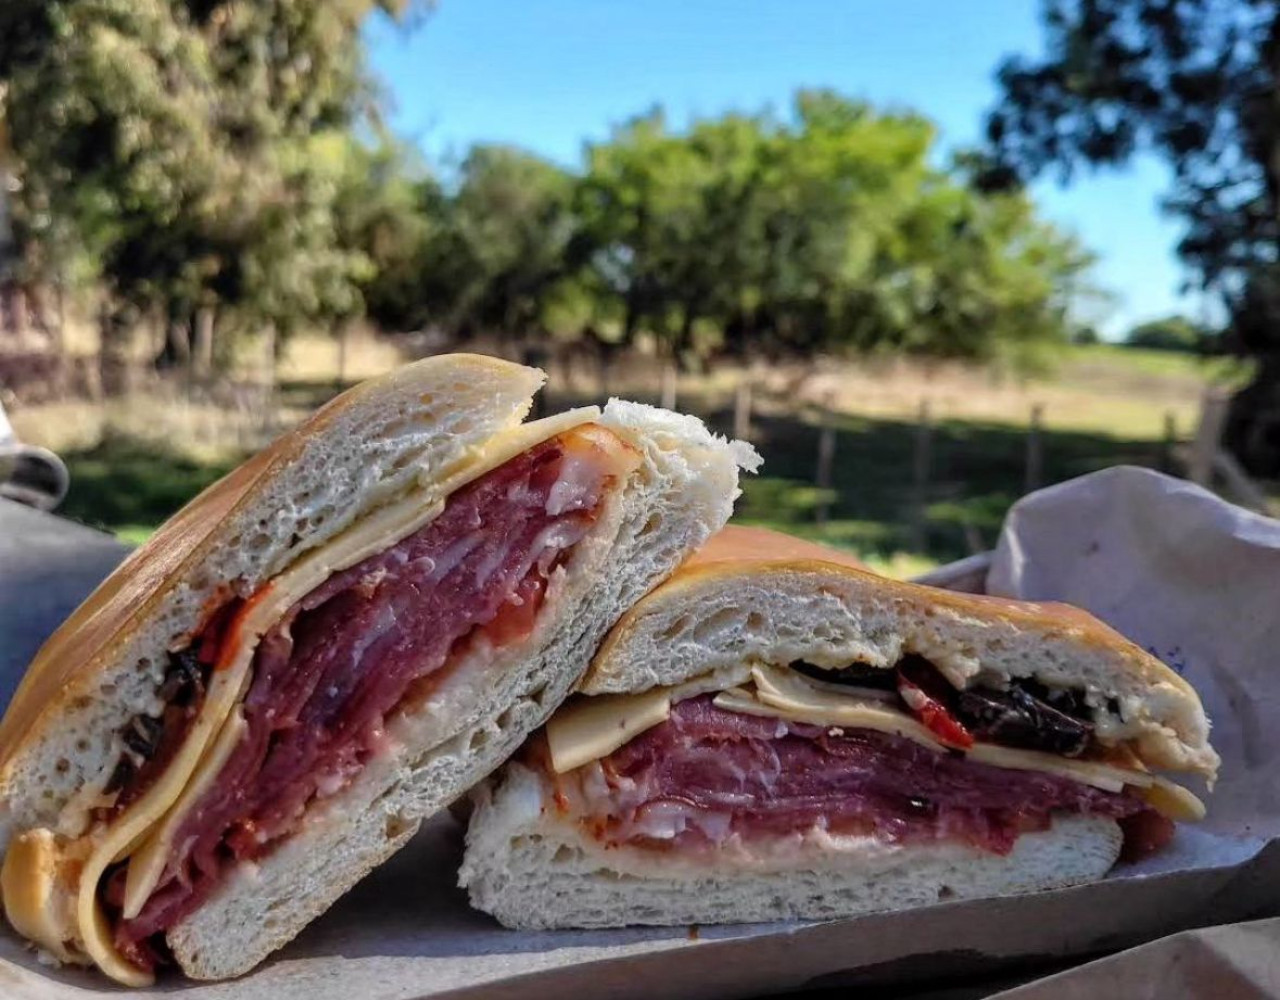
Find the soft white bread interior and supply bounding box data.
[0,355,545,847]
[0,353,756,980]
[582,526,1218,778]
[166,399,756,979]
[461,761,1123,929]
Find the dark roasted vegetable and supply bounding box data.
[158,648,206,705]
[105,646,213,805]
[955,682,1094,757]
[122,715,165,757]
[791,660,897,690]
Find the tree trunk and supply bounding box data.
[11,285,26,337]
[52,277,66,354]
[192,306,215,381]
[260,323,278,434]
[622,294,641,349]
[1224,352,1280,477]
[674,303,699,371]
[97,301,131,396]
[156,312,193,370]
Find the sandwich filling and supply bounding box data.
[3,418,638,982]
[539,659,1204,868]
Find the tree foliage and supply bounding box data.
[1124,315,1209,353]
[0,5,1094,380]
[984,0,1280,471]
[562,92,1092,368]
[0,0,418,353]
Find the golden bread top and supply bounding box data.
[587,525,1214,779]
[0,354,533,771]
[607,525,1198,700]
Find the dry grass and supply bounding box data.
[11,385,302,463]
[276,329,406,384]
[746,351,1227,442]
[6,338,1230,569]
[534,345,1227,442]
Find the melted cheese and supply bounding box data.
[122,707,248,919]
[6,407,606,984]
[1139,776,1206,822]
[548,663,1204,816]
[1,829,86,966]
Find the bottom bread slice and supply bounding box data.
[460,763,1123,929]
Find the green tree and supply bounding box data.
[1125,315,1208,353]
[441,145,578,346]
[984,0,1280,472]
[328,131,444,333]
[0,0,418,375]
[572,92,1092,370]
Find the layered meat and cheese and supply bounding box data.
[0,356,753,982]
[461,526,1218,929]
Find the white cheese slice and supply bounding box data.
[965,743,1135,793]
[748,663,947,750]
[547,689,673,774]
[8,407,606,985]
[546,664,755,774]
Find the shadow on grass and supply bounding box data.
[516,384,1168,565]
[50,387,1166,565]
[58,430,243,541]
[705,404,1164,565]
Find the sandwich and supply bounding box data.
[461,526,1218,929]
[0,354,756,983]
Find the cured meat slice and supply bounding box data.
[114,428,619,963]
[553,695,1148,858]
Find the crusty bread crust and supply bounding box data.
[0,355,543,845]
[165,399,751,978]
[0,360,755,981]
[583,526,1217,778]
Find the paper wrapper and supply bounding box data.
[2,467,1279,999]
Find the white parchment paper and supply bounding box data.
[3,466,1278,999]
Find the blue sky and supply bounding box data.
[367,0,1201,338]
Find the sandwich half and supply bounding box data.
[461,526,1218,929]
[0,354,756,982]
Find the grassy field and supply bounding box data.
[8,336,1242,578]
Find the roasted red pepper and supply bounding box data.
[897,657,974,749]
[195,599,242,665]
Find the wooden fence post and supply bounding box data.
[910,399,933,553]
[815,393,837,528]
[733,378,753,442]
[1159,410,1177,473]
[1024,403,1044,494]
[660,361,678,411]
[336,324,350,388]
[259,322,278,434]
[1189,388,1230,487]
